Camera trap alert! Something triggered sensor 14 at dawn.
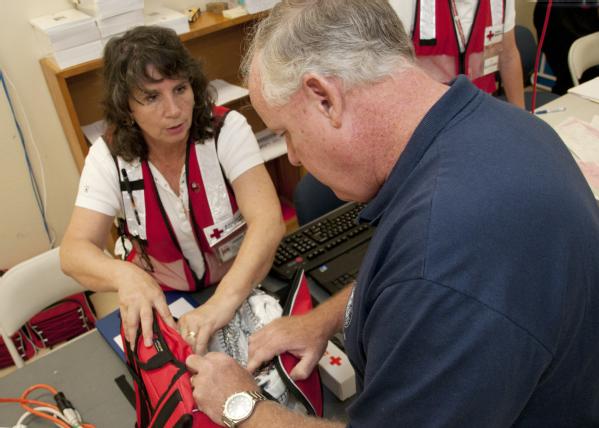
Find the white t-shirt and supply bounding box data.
[75,111,264,278]
[388,0,516,52]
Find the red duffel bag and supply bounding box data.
[122,269,322,428]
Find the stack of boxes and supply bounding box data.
[160,0,209,13]
[144,6,190,35]
[75,0,145,46]
[30,8,102,69]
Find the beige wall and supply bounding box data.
[0,0,80,268]
[516,0,537,36]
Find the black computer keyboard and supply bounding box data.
[271,202,374,281]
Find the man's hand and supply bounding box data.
[186,352,259,424]
[247,313,329,380]
[247,285,353,380]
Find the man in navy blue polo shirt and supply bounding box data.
[186,1,599,426]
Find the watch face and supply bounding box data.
[227,394,253,420]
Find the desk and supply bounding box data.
[0,281,349,427]
[535,93,598,127]
[0,331,135,427]
[535,93,599,201]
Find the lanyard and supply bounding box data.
[449,0,467,51]
[121,167,155,272]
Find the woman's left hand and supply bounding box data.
[178,295,238,355]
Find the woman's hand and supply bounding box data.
[117,262,176,347]
[59,207,176,347]
[178,293,239,355]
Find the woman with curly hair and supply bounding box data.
[60,26,285,354]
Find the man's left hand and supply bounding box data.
[186,352,259,424]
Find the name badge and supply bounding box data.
[483,24,504,76]
[483,24,504,47]
[217,232,245,262]
[203,211,246,248]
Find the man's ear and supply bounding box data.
[301,73,343,128]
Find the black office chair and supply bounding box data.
[293,173,345,226]
[497,25,560,110]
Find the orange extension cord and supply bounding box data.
[0,383,95,428]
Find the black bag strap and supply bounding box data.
[149,389,193,428]
[124,332,153,427]
[115,375,136,408]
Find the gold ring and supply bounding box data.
[187,331,196,338]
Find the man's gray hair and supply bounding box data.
[242,0,415,105]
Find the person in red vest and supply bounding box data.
[60,26,285,354]
[390,0,525,108]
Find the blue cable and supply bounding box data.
[0,69,53,247]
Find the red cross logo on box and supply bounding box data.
[329,356,342,366]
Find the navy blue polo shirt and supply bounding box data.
[344,77,599,427]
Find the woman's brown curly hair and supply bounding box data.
[102,26,215,161]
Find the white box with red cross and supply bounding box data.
[318,340,356,401]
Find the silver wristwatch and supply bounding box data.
[222,391,268,428]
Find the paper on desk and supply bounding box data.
[210,79,249,106]
[169,297,196,318]
[81,119,107,145]
[568,76,599,104]
[576,161,599,195]
[255,128,287,162]
[555,117,599,164]
[112,297,195,352]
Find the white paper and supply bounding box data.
[244,0,281,14]
[255,129,287,161]
[53,39,103,69]
[113,334,124,351]
[210,79,249,105]
[555,117,599,164]
[77,0,144,19]
[568,76,599,104]
[81,119,107,144]
[96,9,144,37]
[30,9,100,52]
[144,6,190,35]
[168,297,195,319]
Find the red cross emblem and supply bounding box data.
[210,228,224,239]
[329,356,342,366]
[487,30,494,41]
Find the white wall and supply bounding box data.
[0,0,80,268]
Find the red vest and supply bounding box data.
[117,106,245,291]
[412,0,505,94]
